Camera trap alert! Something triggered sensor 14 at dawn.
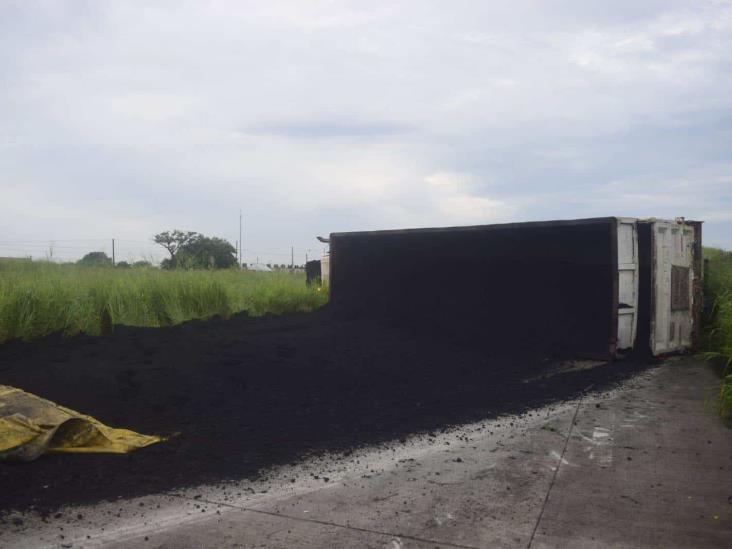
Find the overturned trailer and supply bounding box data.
[329,217,702,359]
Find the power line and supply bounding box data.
[0,238,114,243]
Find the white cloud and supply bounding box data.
[423,172,514,225]
[0,0,731,259]
[506,163,732,246]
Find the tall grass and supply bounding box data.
[0,260,328,343]
[701,247,732,421]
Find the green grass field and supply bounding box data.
[0,260,328,343]
[702,247,732,420]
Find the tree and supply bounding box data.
[133,260,152,268]
[179,235,237,269]
[78,251,112,266]
[153,230,199,264]
[116,261,131,268]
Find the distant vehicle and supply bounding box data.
[247,263,273,272]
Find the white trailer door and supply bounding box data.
[616,219,639,351]
[651,221,695,354]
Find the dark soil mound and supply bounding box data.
[0,307,651,513]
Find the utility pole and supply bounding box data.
[112,239,115,266]
[239,210,243,268]
[291,246,294,270]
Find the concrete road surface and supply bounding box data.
[2,357,730,548]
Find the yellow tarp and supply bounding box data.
[0,385,161,462]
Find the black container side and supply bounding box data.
[330,218,617,359]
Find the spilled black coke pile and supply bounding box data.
[0,306,651,513]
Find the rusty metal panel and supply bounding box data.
[671,265,690,311]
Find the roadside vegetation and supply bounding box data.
[0,259,327,343]
[702,247,732,421]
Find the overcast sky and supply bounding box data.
[1,1,731,264]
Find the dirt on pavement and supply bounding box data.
[0,306,653,514]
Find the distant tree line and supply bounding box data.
[77,252,151,268]
[77,230,302,271]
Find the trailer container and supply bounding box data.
[329,217,701,359]
[305,260,321,286]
